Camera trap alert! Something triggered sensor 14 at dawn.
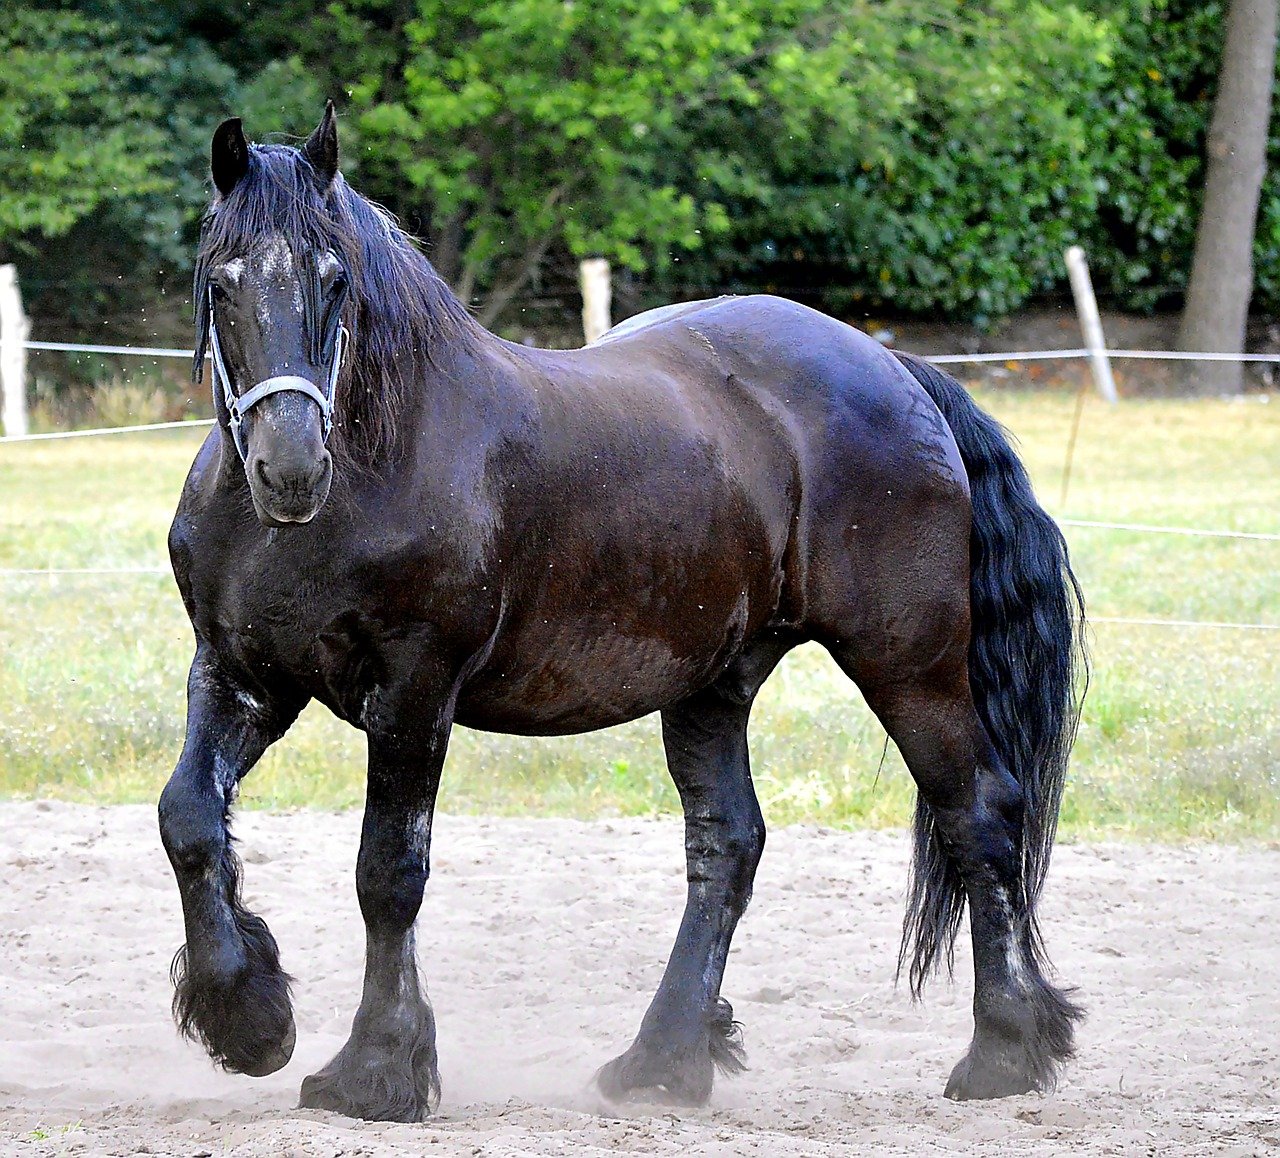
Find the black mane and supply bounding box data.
[193,143,483,467]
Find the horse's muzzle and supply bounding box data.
[248,449,333,525]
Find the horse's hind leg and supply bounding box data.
[598,636,790,1106]
[158,645,303,1077]
[841,647,1080,1099]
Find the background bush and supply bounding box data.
[1,0,1275,351]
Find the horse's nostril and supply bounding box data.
[309,454,332,491]
[253,454,329,503]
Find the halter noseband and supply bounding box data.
[207,286,349,462]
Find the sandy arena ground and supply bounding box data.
[0,802,1277,1156]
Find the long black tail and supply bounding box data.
[893,351,1087,995]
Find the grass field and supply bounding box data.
[2,383,1278,840]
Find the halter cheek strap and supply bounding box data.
[207,287,349,462]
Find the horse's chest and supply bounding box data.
[193,567,383,716]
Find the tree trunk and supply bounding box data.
[428,209,467,289]
[474,180,576,330]
[1177,0,1280,395]
[476,230,556,330]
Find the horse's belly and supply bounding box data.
[454,620,727,735]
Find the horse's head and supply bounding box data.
[195,104,351,526]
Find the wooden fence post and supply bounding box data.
[579,258,611,345]
[0,265,30,437]
[1064,246,1118,404]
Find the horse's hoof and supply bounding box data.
[298,1021,440,1123]
[171,925,295,1078]
[944,1044,1037,1101]
[946,981,1081,1100]
[299,1064,428,1122]
[598,1000,749,1106]
[238,1016,296,1077]
[596,1044,714,1107]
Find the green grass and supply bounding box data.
[1,388,1278,840]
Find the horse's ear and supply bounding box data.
[211,117,249,197]
[303,100,339,189]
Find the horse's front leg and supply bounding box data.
[298,678,452,1122]
[158,645,303,1076]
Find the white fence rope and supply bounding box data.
[5,340,1278,446]
[17,337,1280,363]
[1,564,1273,630]
[0,418,213,443]
[6,338,1089,361]
[1058,518,1280,542]
[25,340,201,359]
[1107,348,1280,363]
[18,518,1271,555]
[930,347,1280,364]
[0,566,168,575]
[1091,615,1280,632]
[928,348,1089,364]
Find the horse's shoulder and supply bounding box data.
[169,429,220,523]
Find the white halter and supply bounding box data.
[207,286,348,461]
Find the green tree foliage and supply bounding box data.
[259,0,1114,325]
[5,0,1280,339]
[313,0,816,321]
[2,2,316,339]
[0,9,167,241]
[666,3,1111,323]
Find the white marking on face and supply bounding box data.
[223,258,246,284]
[258,235,294,280]
[251,234,304,339]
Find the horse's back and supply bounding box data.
[586,293,966,501]
[589,296,740,345]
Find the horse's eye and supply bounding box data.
[210,282,230,303]
[328,271,348,296]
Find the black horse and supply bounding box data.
[159,105,1086,1122]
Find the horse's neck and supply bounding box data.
[351,315,517,475]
